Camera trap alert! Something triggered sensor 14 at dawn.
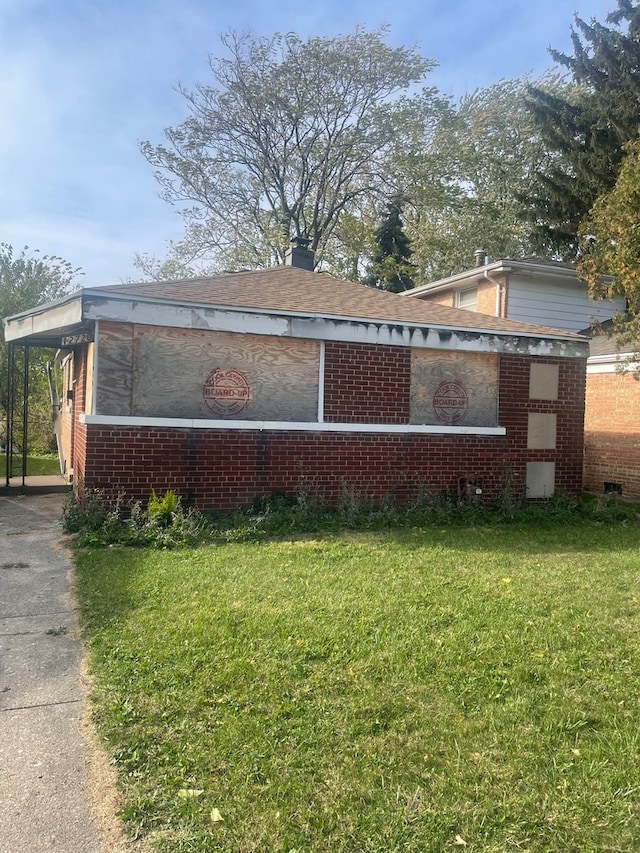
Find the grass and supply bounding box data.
[74,522,640,852]
[1,452,60,476]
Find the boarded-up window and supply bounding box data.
[410,350,498,426]
[95,323,134,416]
[97,324,320,421]
[529,363,559,400]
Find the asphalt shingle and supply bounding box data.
[96,266,584,340]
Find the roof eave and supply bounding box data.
[4,284,587,352]
[3,293,85,344]
[82,288,584,345]
[406,260,583,297]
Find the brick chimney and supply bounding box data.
[285,236,315,271]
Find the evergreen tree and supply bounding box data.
[524,1,640,258]
[364,198,416,292]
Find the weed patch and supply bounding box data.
[62,487,203,548]
[206,488,640,543]
[64,484,640,550]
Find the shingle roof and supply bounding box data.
[586,320,633,357]
[511,256,577,271]
[94,266,583,340]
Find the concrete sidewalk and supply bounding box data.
[0,492,114,852]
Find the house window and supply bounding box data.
[455,286,477,311]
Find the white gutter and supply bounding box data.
[406,260,584,298]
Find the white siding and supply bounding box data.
[507,275,625,332]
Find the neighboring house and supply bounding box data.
[405,253,636,497]
[583,325,640,497]
[3,244,587,510]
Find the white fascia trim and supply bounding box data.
[405,261,583,298]
[3,295,84,342]
[587,352,637,374]
[406,264,512,296]
[80,414,506,436]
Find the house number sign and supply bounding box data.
[203,368,252,416]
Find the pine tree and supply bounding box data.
[524,1,640,258]
[364,197,416,292]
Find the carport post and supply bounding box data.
[5,343,13,487]
[4,343,29,488]
[21,345,29,485]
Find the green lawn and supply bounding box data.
[1,452,60,476]
[75,523,640,852]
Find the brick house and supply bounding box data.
[3,248,588,510]
[406,251,625,332]
[405,253,638,497]
[583,328,640,496]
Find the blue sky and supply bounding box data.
[0,0,615,285]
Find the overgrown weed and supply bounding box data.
[63,482,640,549]
[62,486,203,548]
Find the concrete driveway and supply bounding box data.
[0,491,133,852]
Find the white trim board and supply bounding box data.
[80,414,506,436]
[587,354,637,374]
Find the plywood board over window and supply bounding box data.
[95,322,134,416]
[410,350,499,426]
[128,326,320,421]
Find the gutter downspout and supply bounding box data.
[483,268,507,317]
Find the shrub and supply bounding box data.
[146,489,181,528]
[62,487,203,548]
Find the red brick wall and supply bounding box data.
[75,351,586,511]
[498,355,586,496]
[80,426,510,510]
[323,343,411,423]
[584,371,640,496]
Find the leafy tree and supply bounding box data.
[577,140,640,352]
[524,0,640,258]
[402,78,556,279]
[0,244,81,453]
[139,27,447,274]
[364,197,415,291]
